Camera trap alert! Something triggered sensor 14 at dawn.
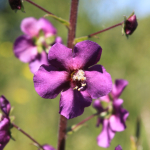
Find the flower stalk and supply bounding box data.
[57,0,79,150]
[88,22,123,38]
[12,123,44,150]
[25,0,54,15]
[71,114,97,132]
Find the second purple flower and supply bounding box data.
[33,40,112,119]
[13,17,62,73]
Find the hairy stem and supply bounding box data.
[57,1,79,150]
[12,123,44,150]
[88,22,123,37]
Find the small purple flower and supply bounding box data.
[124,13,138,36]
[0,96,11,150]
[14,17,62,73]
[39,144,55,150]
[115,145,122,150]
[93,79,129,148]
[34,40,112,119]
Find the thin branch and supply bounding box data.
[25,0,54,15]
[71,114,97,131]
[88,22,123,38]
[12,123,44,150]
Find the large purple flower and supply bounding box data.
[0,96,11,150]
[14,17,62,73]
[93,79,129,148]
[34,40,112,119]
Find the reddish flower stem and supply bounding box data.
[88,22,123,37]
[12,123,44,150]
[57,1,79,150]
[67,0,79,49]
[25,0,54,15]
[71,114,97,131]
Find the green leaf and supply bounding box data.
[73,36,88,45]
[67,123,86,135]
[44,14,70,29]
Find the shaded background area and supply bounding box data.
[0,0,150,149]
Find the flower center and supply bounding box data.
[32,30,56,53]
[71,69,86,91]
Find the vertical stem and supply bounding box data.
[67,0,79,49]
[57,1,79,150]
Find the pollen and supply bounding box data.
[72,69,87,91]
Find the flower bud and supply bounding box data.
[38,144,55,150]
[115,145,122,150]
[9,0,25,12]
[0,96,11,116]
[123,12,138,37]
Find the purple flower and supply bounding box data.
[39,144,55,150]
[124,14,138,36]
[0,96,11,150]
[14,17,62,73]
[34,40,112,119]
[93,79,129,148]
[115,145,122,150]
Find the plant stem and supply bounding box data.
[71,114,97,131]
[88,22,123,38]
[57,1,79,150]
[25,0,54,15]
[67,0,79,49]
[12,123,44,150]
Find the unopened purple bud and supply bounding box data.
[39,144,55,150]
[9,0,21,9]
[125,14,138,35]
[115,145,122,150]
[0,96,11,116]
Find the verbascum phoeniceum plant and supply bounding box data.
[0,0,139,149]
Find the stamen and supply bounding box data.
[71,69,87,91]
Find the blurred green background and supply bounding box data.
[0,0,150,150]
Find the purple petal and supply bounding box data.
[115,145,122,150]
[100,95,110,102]
[33,65,69,99]
[13,35,38,63]
[59,87,92,119]
[85,65,112,99]
[109,115,126,132]
[21,17,39,37]
[40,144,55,150]
[93,99,104,112]
[37,18,57,36]
[48,43,73,70]
[73,40,102,69]
[97,119,115,148]
[109,99,129,132]
[0,96,11,116]
[0,117,10,149]
[29,51,49,74]
[112,79,128,99]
